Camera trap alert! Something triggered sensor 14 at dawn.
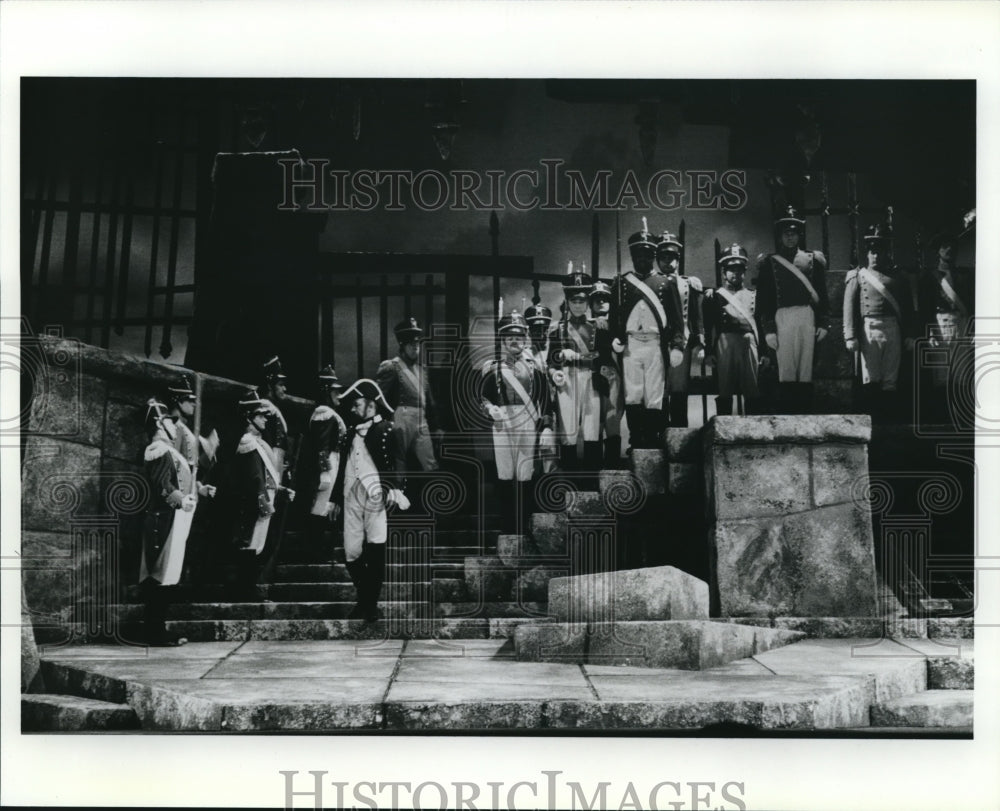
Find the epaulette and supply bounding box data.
[688,276,703,292]
[377,358,395,372]
[812,250,827,265]
[236,433,257,454]
[481,359,496,376]
[144,440,171,462]
[311,405,335,422]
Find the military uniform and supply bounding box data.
[260,356,291,477]
[376,318,440,473]
[657,231,705,427]
[609,218,685,448]
[704,244,761,415]
[756,206,829,412]
[591,280,623,466]
[333,378,409,622]
[525,302,558,474]
[917,234,975,389]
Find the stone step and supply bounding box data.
[116,601,434,622]
[274,562,467,583]
[870,690,973,728]
[280,544,496,564]
[265,582,430,602]
[515,620,804,669]
[21,693,141,732]
[712,616,974,640]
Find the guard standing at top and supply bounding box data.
[703,244,762,416]
[590,279,624,467]
[549,263,603,471]
[843,224,914,420]
[657,230,705,427]
[260,356,291,477]
[756,206,830,413]
[377,318,442,475]
[524,299,558,474]
[609,217,685,450]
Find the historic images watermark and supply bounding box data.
[280,770,747,810]
[277,159,749,213]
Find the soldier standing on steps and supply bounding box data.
[524,299,558,474]
[334,379,410,622]
[231,388,295,600]
[657,231,705,428]
[844,224,915,421]
[138,399,198,646]
[549,262,603,472]
[703,244,762,416]
[591,279,624,467]
[296,365,348,548]
[481,306,553,534]
[260,356,291,477]
[608,217,685,450]
[756,205,830,414]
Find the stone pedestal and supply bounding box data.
[704,416,878,617]
[629,449,666,495]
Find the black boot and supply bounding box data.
[344,556,367,619]
[515,480,533,536]
[646,408,666,448]
[363,543,386,623]
[582,441,602,473]
[624,405,644,453]
[235,549,260,602]
[715,396,734,417]
[496,479,516,533]
[559,443,578,472]
[603,435,622,469]
[800,383,815,414]
[142,579,186,646]
[669,395,689,428]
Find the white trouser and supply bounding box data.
[555,368,601,445]
[492,404,538,482]
[393,405,439,471]
[343,477,387,562]
[775,305,815,383]
[860,316,901,389]
[623,335,665,409]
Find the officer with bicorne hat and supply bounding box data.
[549,262,603,471]
[608,217,685,450]
[843,222,914,419]
[377,317,443,475]
[332,377,410,622]
[704,243,763,416]
[657,230,705,428]
[755,205,830,413]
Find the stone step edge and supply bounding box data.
[21,692,142,732]
[711,617,974,639]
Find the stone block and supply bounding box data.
[21,582,43,693]
[547,566,708,623]
[496,534,539,567]
[515,566,567,603]
[530,513,568,556]
[711,444,811,520]
[21,695,140,731]
[704,415,871,446]
[463,557,516,603]
[812,444,868,507]
[814,378,855,414]
[102,398,148,463]
[598,470,648,514]
[513,622,587,663]
[666,428,701,461]
[565,491,610,517]
[871,690,973,728]
[668,463,700,496]
[928,618,975,639]
[27,355,106,447]
[928,656,974,689]
[22,438,103,532]
[22,531,95,621]
[710,503,878,617]
[629,449,666,495]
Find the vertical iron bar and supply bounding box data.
[23,172,47,320]
[144,138,165,357]
[403,273,412,317]
[820,171,831,268]
[85,165,105,345]
[114,175,135,334]
[61,168,84,328]
[424,274,434,332]
[101,168,122,348]
[160,112,187,359]
[489,211,499,257]
[35,171,59,330]
[355,275,364,377]
[847,173,860,268]
[380,273,389,361]
[679,219,686,276]
[591,213,600,279]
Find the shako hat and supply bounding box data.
[394,317,424,344]
[317,364,344,390]
[562,261,593,297]
[166,376,196,404]
[589,280,613,301]
[718,243,750,267]
[655,231,683,257]
[775,205,806,233]
[524,303,554,326]
[627,216,658,252]
[238,387,270,418]
[262,355,287,383]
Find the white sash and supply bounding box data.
[625,273,668,330]
[772,254,820,305]
[566,322,593,358]
[717,288,759,344]
[253,438,282,486]
[500,364,540,423]
[859,269,902,319]
[397,358,425,405]
[938,274,968,318]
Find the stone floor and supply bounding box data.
[34,636,974,733]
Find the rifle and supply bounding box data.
[615,209,623,339]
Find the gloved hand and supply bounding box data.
[319,472,332,487]
[693,345,705,364]
[284,487,296,503]
[815,327,828,341]
[258,495,274,517]
[594,316,609,330]
[181,494,197,512]
[197,483,217,498]
[845,338,859,353]
[326,502,341,521]
[550,370,567,389]
[387,489,411,510]
[488,405,504,422]
[612,338,625,354]
[560,348,579,362]
[765,333,779,351]
[669,348,684,368]
[166,490,186,509]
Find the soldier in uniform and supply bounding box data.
[260,356,291,476]
[377,318,442,476]
[657,231,705,427]
[524,299,558,474]
[481,308,553,533]
[230,388,295,599]
[843,224,914,420]
[296,365,348,547]
[333,379,410,622]
[549,263,603,471]
[703,244,762,416]
[917,232,975,422]
[139,399,200,646]
[590,279,624,467]
[609,217,685,450]
[756,206,830,413]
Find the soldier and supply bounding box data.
[296,365,348,548]
[481,307,553,533]
[756,206,830,413]
[138,399,199,646]
[376,318,442,476]
[917,231,975,422]
[656,231,705,427]
[844,224,914,419]
[703,244,762,416]
[549,263,603,471]
[333,379,410,622]
[609,217,685,450]
[590,279,624,466]
[524,299,558,474]
[260,356,291,476]
[230,388,295,599]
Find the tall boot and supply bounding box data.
[235,549,260,602]
[669,395,689,428]
[582,441,602,473]
[715,395,734,417]
[363,543,386,622]
[624,405,644,453]
[646,408,666,448]
[496,479,516,533]
[344,556,367,619]
[516,479,534,536]
[603,435,622,469]
[800,383,815,415]
[776,382,796,414]
[559,443,578,472]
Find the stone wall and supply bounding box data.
[20,335,312,637]
[703,415,877,617]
